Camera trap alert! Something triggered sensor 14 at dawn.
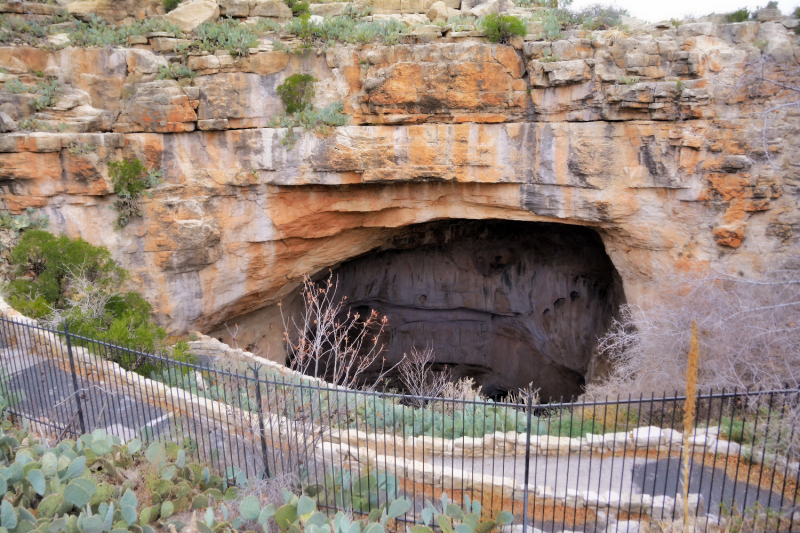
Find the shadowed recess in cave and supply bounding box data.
[323,220,625,400]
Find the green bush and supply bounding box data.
[276,73,317,114]
[6,230,167,362]
[479,14,527,43]
[726,8,750,22]
[108,158,162,228]
[287,0,310,18]
[273,102,348,148]
[163,0,182,11]
[8,230,124,307]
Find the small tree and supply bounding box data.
[108,158,162,228]
[281,272,400,390]
[276,74,316,114]
[398,345,450,408]
[479,14,527,44]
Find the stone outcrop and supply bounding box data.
[165,0,222,32]
[0,17,798,384]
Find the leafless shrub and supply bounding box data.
[437,376,485,414]
[502,381,541,407]
[281,271,401,390]
[41,267,114,329]
[398,345,450,408]
[585,270,800,398]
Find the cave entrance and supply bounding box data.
[319,219,626,401]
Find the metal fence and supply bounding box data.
[1,315,799,533]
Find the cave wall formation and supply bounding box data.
[328,220,624,399]
[2,19,799,394]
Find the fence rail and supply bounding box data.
[0,316,799,533]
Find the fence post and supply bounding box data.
[253,365,271,479]
[62,321,86,435]
[522,393,533,533]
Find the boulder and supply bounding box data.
[309,2,350,16]
[426,0,448,22]
[127,49,169,76]
[218,0,251,16]
[49,88,92,111]
[0,112,17,133]
[250,0,292,19]
[165,0,220,32]
[47,33,70,47]
[67,0,134,22]
[755,7,783,21]
[467,0,512,17]
[629,426,662,447]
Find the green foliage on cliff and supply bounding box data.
[108,159,162,229]
[164,0,182,12]
[6,230,166,358]
[284,16,407,47]
[67,14,182,47]
[194,17,279,57]
[479,14,527,43]
[726,7,750,22]
[277,73,317,114]
[2,79,62,110]
[575,4,628,30]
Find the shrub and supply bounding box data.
[108,158,162,228]
[276,73,317,114]
[274,102,348,147]
[163,0,182,11]
[67,14,182,47]
[30,79,60,110]
[4,78,26,93]
[726,8,750,22]
[157,63,196,80]
[287,0,310,18]
[479,14,527,43]
[284,16,407,47]
[8,230,124,307]
[195,17,264,56]
[575,3,628,30]
[7,230,167,361]
[541,10,563,39]
[585,271,800,397]
[0,208,48,241]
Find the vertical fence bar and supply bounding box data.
[522,393,532,533]
[252,365,271,479]
[62,321,86,435]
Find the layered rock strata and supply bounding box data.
[0,20,798,378]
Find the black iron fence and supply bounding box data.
[0,315,799,533]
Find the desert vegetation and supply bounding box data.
[0,364,520,533]
[586,271,800,396]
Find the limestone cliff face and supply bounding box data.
[1,20,799,376]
